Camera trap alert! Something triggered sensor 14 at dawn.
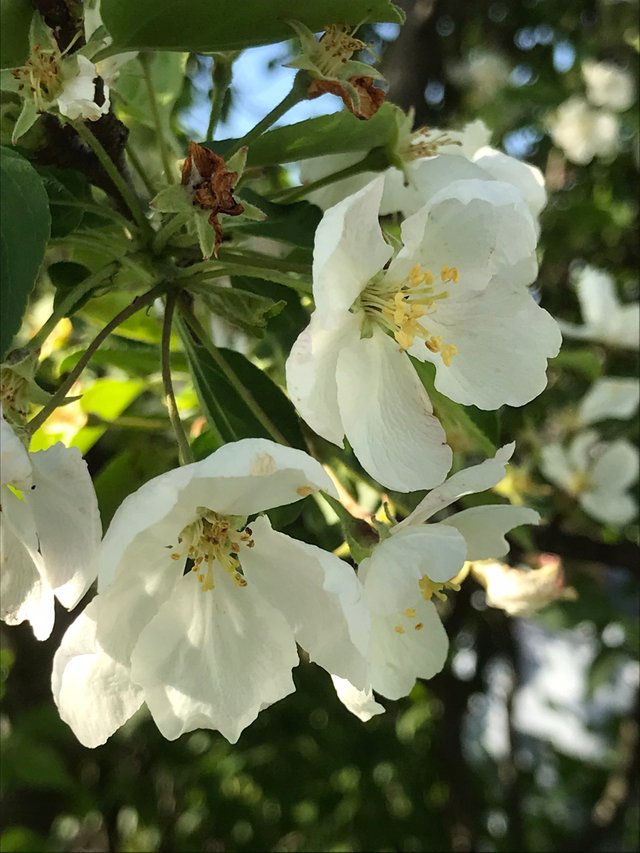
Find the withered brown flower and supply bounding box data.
[307,75,385,120]
[181,141,244,257]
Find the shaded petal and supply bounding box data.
[313,176,393,323]
[1,488,54,640]
[576,267,620,329]
[360,524,467,615]
[415,279,561,409]
[336,328,451,491]
[370,600,448,700]
[580,489,637,525]
[539,444,576,493]
[27,444,102,609]
[52,597,144,748]
[577,377,640,426]
[568,430,598,473]
[386,155,487,217]
[285,311,361,445]
[443,505,540,560]
[399,444,514,528]
[240,515,370,688]
[130,570,298,744]
[590,440,639,493]
[473,147,547,217]
[331,675,385,722]
[0,415,32,485]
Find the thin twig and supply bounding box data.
[162,292,194,464]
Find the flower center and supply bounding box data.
[12,44,64,111]
[357,263,460,364]
[400,129,462,162]
[418,574,461,602]
[168,508,254,592]
[569,470,591,496]
[314,24,367,78]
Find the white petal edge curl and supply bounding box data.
[285,311,361,446]
[331,675,385,722]
[313,175,393,324]
[27,444,102,609]
[398,443,515,530]
[443,505,540,561]
[130,570,299,744]
[52,597,145,748]
[240,515,370,689]
[336,327,452,491]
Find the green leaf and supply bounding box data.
[36,166,91,237]
[58,344,187,377]
[0,0,32,68]
[101,0,403,53]
[179,322,305,449]
[113,51,187,131]
[190,281,286,337]
[211,103,404,166]
[412,359,498,456]
[232,188,321,248]
[551,347,603,380]
[0,146,50,358]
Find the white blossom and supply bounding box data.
[576,377,640,426]
[582,60,635,112]
[0,413,101,640]
[286,176,560,491]
[559,265,639,349]
[549,96,619,164]
[52,439,370,747]
[540,430,639,525]
[333,445,539,721]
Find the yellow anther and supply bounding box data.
[233,572,248,588]
[170,553,181,561]
[419,574,460,601]
[441,265,459,283]
[404,608,417,618]
[441,343,458,367]
[426,335,443,353]
[296,485,315,497]
[394,625,406,634]
[415,622,424,631]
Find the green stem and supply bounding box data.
[268,147,390,204]
[179,301,290,446]
[29,263,119,350]
[139,52,176,183]
[70,119,150,235]
[162,292,194,464]
[153,213,188,254]
[28,283,167,435]
[126,140,158,196]
[49,198,132,227]
[206,54,233,142]
[224,71,310,159]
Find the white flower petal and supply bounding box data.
[27,444,101,609]
[539,444,575,493]
[400,443,515,528]
[285,311,361,445]
[52,597,144,748]
[576,267,622,329]
[336,328,451,491]
[416,279,561,409]
[1,415,32,485]
[580,489,637,526]
[443,505,540,560]
[590,440,639,493]
[360,524,467,615]
[577,377,640,426]
[130,570,298,743]
[313,176,393,323]
[393,155,487,217]
[369,599,448,700]
[331,675,385,722]
[473,147,547,218]
[240,515,370,688]
[57,55,110,121]
[1,488,54,640]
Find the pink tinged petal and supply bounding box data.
[442,505,540,561]
[336,328,452,491]
[240,516,370,689]
[399,443,515,529]
[313,176,393,323]
[331,675,385,722]
[182,438,339,516]
[361,524,467,615]
[421,279,561,409]
[590,440,639,493]
[0,415,32,485]
[130,570,299,744]
[285,312,361,446]
[52,597,144,748]
[1,488,54,640]
[369,599,448,700]
[27,444,102,609]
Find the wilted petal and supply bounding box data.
[240,515,370,688]
[27,444,101,609]
[331,675,385,722]
[443,505,540,560]
[130,570,298,744]
[336,328,451,491]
